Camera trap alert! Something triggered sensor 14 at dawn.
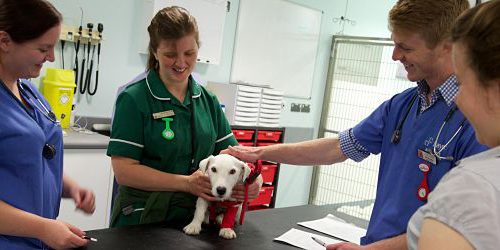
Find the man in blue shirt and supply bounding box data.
[222,0,488,249]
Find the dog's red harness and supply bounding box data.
[208,161,262,229]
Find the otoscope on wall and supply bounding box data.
[83,23,103,96]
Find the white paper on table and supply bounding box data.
[298,214,367,245]
[274,228,343,250]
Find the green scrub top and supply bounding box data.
[107,70,238,227]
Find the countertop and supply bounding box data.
[63,129,109,149]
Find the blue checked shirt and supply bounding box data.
[339,75,459,162]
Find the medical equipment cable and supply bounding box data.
[79,43,87,94]
[80,23,94,95]
[79,23,92,94]
[85,44,97,95]
[433,107,466,161]
[391,92,418,144]
[1,80,60,124]
[73,25,82,92]
[73,9,84,93]
[88,23,104,96]
[60,40,65,69]
[84,23,103,96]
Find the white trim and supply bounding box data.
[146,77,171,101]
[216,133,234,143]
[110,138,144,148]
[193,92,201,98]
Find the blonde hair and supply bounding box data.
[452,0,500,84]
[146,6,199,72]
[389,0,469,48]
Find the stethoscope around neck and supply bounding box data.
[17,81,60,124]
[0,80,60,160]
[391,92,466,161]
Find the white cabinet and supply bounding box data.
[57,149,114,231]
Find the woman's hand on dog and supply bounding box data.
[186,170,217,201]
[231,175,263,202]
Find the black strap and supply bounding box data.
[391,92,418,144]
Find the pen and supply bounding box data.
[82,235,98,242]
[311,236,327,247]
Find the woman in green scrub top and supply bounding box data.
[107,6,263,227]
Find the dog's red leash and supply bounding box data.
[239,160,262,225]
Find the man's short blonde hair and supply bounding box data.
[389,0,470,48]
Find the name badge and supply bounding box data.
[418,149,437,165]
[152,110,175,119]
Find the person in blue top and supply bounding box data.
[222,0,488,249]
[0,0,95,249]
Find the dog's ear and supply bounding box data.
[199,155,214,174]
[239,160,252,182]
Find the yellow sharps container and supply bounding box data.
[42,68,76,128]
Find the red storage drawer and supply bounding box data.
[233,130,254,141]
[249,186,274,206]
[238,141,254,147]
[256,142,279,147]
[257,130,282,141]
[261,164,277,183]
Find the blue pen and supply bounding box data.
[311,236,327,247]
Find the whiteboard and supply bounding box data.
[140,0,227,64]
[230,0,322,98]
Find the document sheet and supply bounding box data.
[274,228,343,250]
[298,214,367,245]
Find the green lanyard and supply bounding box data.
[159,78,196,173]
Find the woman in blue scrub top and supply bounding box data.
[0,0,95,249]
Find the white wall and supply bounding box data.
[42,0,396,129]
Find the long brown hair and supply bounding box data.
[452,0,500,83]
[0,0,62,43]
[146,6,200,72]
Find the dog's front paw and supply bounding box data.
[183,222,202,235]
[219,228,237,239]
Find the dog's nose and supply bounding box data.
[216,186,226,196]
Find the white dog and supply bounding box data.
[183,154,251,239]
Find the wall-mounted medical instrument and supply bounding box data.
[79,23,93,94]
[58,22,104,96]
[81,23,103,96]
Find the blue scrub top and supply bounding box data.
[0,79,63,249]
[353,87,488,244]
